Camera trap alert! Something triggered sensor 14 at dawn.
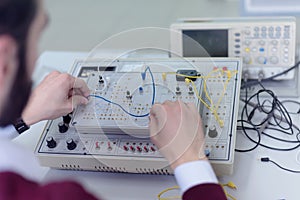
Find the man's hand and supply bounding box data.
[149,100,207,170]
[22,71,90,126]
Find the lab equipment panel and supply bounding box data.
[35,58,242,175]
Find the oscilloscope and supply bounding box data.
[35,57,242,175]
[170,17,296,80]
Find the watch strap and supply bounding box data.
[13,117,30,134]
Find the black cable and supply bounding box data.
[236,82,300,152]
[261,157,300,173]
[238,126,300,143]
[235,120,261,152]
[241,61,300,89]
[236,125,300,151]
[281,100,300,114]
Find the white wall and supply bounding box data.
[40,0,240,52]
[40,0,300,53]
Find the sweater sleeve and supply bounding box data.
[183,183,227,200]
[0,171,98,200]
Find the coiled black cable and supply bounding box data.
[235,83,300,152]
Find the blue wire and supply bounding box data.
[144,66,156,105]
[89,66,156,118]
[89,94,149,118]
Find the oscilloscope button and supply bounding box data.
[244,40,251,46]
[244,30,250,35]
[259,40,265,46]
[243,56,252,64]
[257,56,267,64]
[284,40,290,45]
[271,40,278,45]
[270,56,279,64]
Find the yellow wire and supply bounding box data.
[157,186,181,200]
[190,79,224,127]
[215,70,238,109]
[227,193,237,200]
[210,70,238,128]
[190,80,211,110]
[198,68,224,127]
[221,181,237,200]
[203,78,213,106]
[164,69,238,128]
[157,182,237,200]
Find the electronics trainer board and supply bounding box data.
[35,58,242,175]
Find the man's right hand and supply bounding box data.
[149,100,207,170]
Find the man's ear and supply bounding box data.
[0,35,18,86]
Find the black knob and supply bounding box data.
[46,136,57,148]
[99,75,104,84]
[63,114,72,124]
[58,122,69,133]
[208,125,218,138]
[66,139,77,150]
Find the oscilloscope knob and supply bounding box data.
[66,139,77,150]
[270,56,279,64]
[58,122,69,133]
[46,136,57,148]
[257,56,267,65]
[243,56,252,64]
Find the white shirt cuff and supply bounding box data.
[174,160,218,194]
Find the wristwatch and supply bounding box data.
[13,117,30,134]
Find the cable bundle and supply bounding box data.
[236,83,300,152]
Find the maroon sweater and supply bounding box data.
[0,172,97,200]
[183,183,227,200]
[0,172,226,200]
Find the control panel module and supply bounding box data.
[35,58,242,175]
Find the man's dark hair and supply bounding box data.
[0,0,38,126]
[0,0,37,42]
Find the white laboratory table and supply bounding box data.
[13,51,300,200]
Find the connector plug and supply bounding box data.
[185,78,191,85]
[261,157,270,162]
[162,73,167,81]
[226,181,237,189]
[141,72,146,81]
